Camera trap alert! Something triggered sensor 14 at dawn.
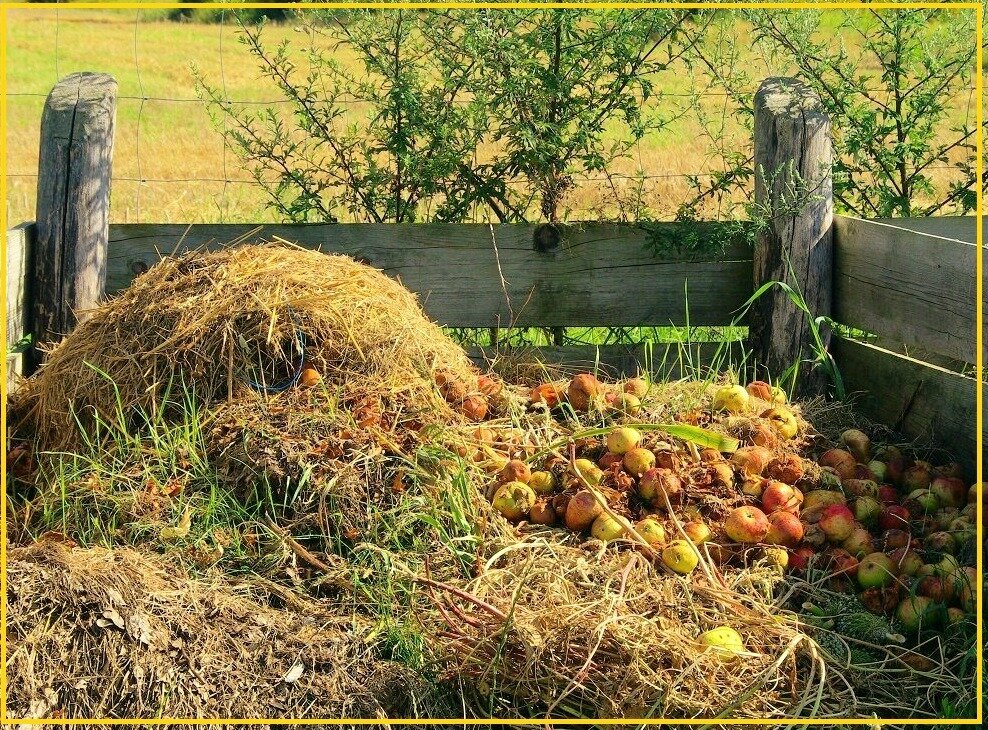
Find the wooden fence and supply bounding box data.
[4,73,982,475]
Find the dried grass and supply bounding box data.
[417,537,826,720]
[5,541,439,721]
[12,241,477,453]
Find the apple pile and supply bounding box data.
[790,432,978,633]
[483,374,807,577]
[478,372,980,635]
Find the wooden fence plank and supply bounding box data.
[833,216,977,365]
[861,216,979,244]
[467,341,749,381]
[832,337,979,476]
[5,223,34,388]
[105,222,752,328]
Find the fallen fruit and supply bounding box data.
[819,449,857,481]
[683,520,713,544]
[877,505,911,532]
[492,482,537,522]
[564,489,604,531]
[567,373,603,412]
[840,429,871,463]
[638,467,682,506]
[572,459,604,486]
[760,407,798,439]
[300,364,322,387]
[698,626,745,655]
[591,513,633,542]
[895,595,939,633]
[764,511,804,548]
[712,384,749,413]
[764,454,805,484]
[635,517,666,547]
[623,447,656,477]
[528,470,556,495]
[623,378,649,399]
[852,496,882,526]
[818,504,856,542]
[731,446,774,476]
[857,552,898,589]
[761,480,802,514]
[662,539,700,574]
[498,459,531,485]
[841,525,876,558]
[724,506,770,544]
[529,499,557,525]
[606,426,642,455]
[930,476,966,509]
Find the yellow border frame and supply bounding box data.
[0,1,981,725]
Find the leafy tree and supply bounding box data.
[679,8,979,219]
[423,7,703,222]
[198,8,700,224]
[197,10,499,223]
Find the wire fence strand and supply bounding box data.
[7,10,977,226]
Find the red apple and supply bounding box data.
[818,504,856,542]
[724,506,771,544]
[889,547,924,576]
[923,531,957,556]
[917,575,950,602]
[761,480,803,514]
[841,525,876,558]
[826,547,860,578]
[882,528,913,551]
[878,505,911,532]
[789,545,817,571]
[819,448,857,481]
[930,476,966,509]
[764,511,804,548]
[877,485,900,505]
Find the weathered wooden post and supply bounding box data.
[28,72,117,373]
[750,77,833,395]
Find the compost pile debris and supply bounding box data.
[5,540,435,720]
[5,243,977,721]
[12,241,480,454]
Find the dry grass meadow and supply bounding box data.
[4,7,977,226]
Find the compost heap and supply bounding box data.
[5,243,978,721]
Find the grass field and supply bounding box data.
[4,7,976,226]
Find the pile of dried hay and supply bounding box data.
[5,540,440,720]
[12,242,478,453]
[417,536,830,720]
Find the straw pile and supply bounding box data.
[5,540,437,720]
[12,242,477,453]
[418,538,827,720]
